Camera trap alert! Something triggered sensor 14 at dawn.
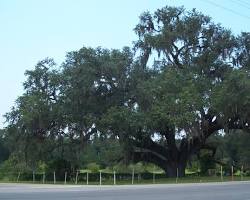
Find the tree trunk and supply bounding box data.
[132,135,189,178]
[165,160,187,178]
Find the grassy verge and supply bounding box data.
[0,176,249,185]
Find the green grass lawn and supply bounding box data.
[1,175,249,185]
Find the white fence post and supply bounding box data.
[42,172,45,184]
[113,171,116,185]
[220,166,223,181]
[241,165,244,181]
[176,168,179,183]
[86,172,89,185]
[33,171,35,183]
[53,171,56,184]
[231,166,234,181]
[64,172,67,184]
[17,172,20,182]
[75,171,79,185]
[153,172,155,184]
[132,168,134,185]
[99,171,102,185]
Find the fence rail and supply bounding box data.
[0,167,249,185]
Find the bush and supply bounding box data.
[86,163,100,173]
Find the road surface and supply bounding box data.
[0,181,249,200]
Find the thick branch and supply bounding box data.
[132,150,168,172]
[133,137,169,160]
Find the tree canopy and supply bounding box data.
[3,6,250,177]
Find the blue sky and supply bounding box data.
[1,0,250,128]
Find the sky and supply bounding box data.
[1,0,250,128]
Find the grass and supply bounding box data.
[0,175,249,185]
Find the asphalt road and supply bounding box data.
[0,181,250,200]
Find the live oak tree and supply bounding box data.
[5,47,133,172]
[4,6,250,177]
[4,58,61,168]
[58,47,133,169]
[103,6,250,177]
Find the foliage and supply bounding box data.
[0,130,9,164]
[102,6,250,177]
[199,150,216,175]
[223,131,250,168]
[2,6,250,178]
[85,163,100,173]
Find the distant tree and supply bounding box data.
[0,129,9,164]
[223,130,250,169]
[82,134,122,168]
[4,58,61,169]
